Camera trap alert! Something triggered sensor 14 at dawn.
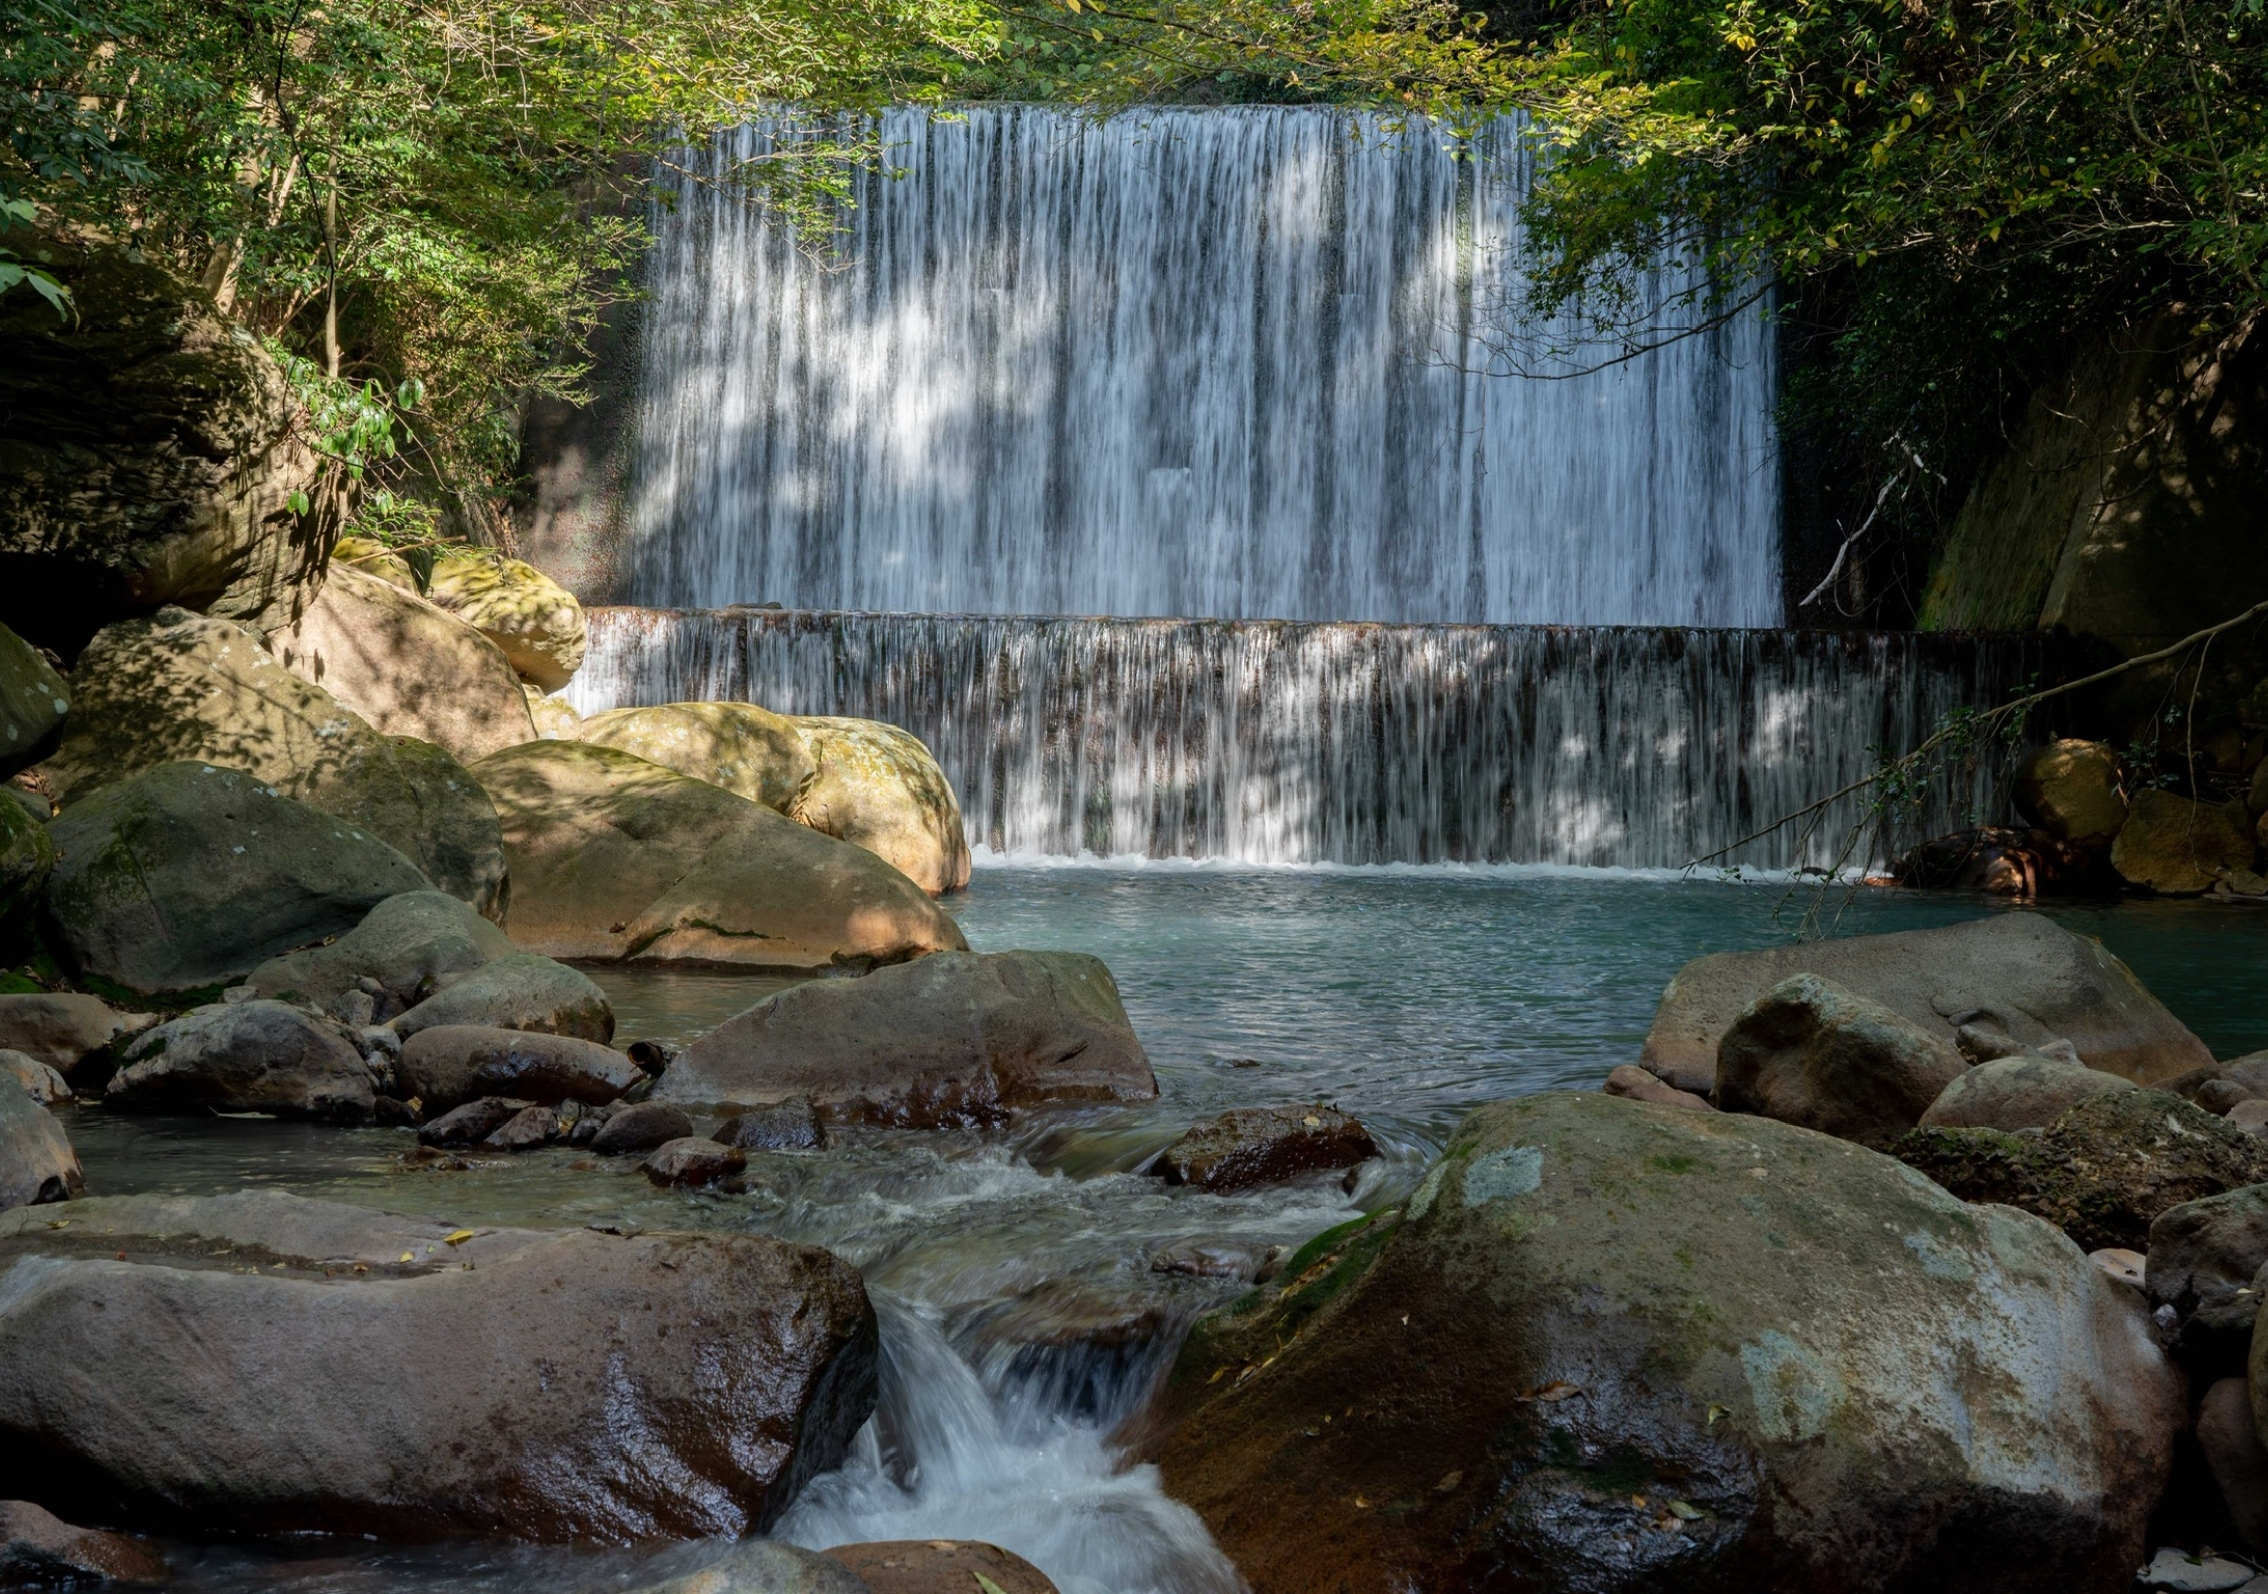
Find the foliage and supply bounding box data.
[2,0,994,523]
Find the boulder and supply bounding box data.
[1919,1052,2137,1130]
[396,1026,640,1112]
[659,951,1156,1127]
[0,623,68,779]
[591,1101,693,1155]
[643,1137,746,1188]
[1894,1089,2268,1252]
[42,608,506,912]
[0,1192,877,1539]
[2112,790,2257,893]
[577,701,816,813]
[0,1499,166,1586]
[0,798,52,952]
[483,1104,560,1151]
[328,534,419,592]
[267,563,537,762]
[2147,1186,2268,1341]
[1603,1063,1713,1110]
[424,547,586,690]
[1713,974,1969,1146]
[0,994,147,1076]
[468,741,965,971]
[620,1541,875,1594]
[2198,1377,2268,1552]
[0,1051,70,1106]
[387,951,613,1044]
[0,238,321,655]
[789,716,971,895]
[1146,1092,2181,1594]
[1888,825,2109,896]
[714,1101,826,1152]
[524,685,581,739]
[0,1086,78,1211]
[2017,740,2130,847]
[248,890,516,1019]
[417,1096,528,1148]
[106,1001,375,1122]
[1152,1106,1378,1192]
[1639,913,2210,1094]
[44,762,430,995]
[824,1541,1060,1594]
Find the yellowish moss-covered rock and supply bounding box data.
[577,701,814,812]
[328,535,419,593]
[789,716,971,895]
[2015,739,2129,848]
[2110,789,2255,894]
[426,548,586,691]
[521,684,581,740]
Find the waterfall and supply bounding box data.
[567,608,2031,871]
[624,106,1781,627]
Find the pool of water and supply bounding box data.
[56,865,2268,1594]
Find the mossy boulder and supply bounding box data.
[42,606,505,915]
[0,238,322,655]
[523,685,581,739]
[2015,739,2129,848]
[425,547,586,691]
[577,701,815,812]
[2111,789,2257,893]
[247,889,514,1020]
[0,623,67,779]
[789,716,971,895]
[468,740,965,973]
[387,951,613,1044]
[267,562,537,761]
[1892,1088,2268,1252]
[107,1001,375,1122]
[1713,973,1969,1146]
[0,800,54,956]
[44,762,430,995]
[328,535,419,592]
[1148,1091,2181,1594]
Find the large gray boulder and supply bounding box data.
[1640,914,2208,1094]
[44,762,430,995]
[387,951,613,1044]
[468,741,965,971]
[0,994,148,1076]
[0,623,67,778]
[0,1192,877,1540]
[0,1086,78,1211]
[42,607,506,915]
[1920,1052,2137,1131]
[659,950,1156,1127]
[248,889,515,1020]
[1714,973,1969,1146]
[266,562,538,762]
[2147,1185,2268,1339]
[0,238,322,655]
[396,1026,640,1112]
[107,1001,375,1122]
[1147,1091,2182,1594]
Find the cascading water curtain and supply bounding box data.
[570,609,2035,872]
[624,107,1782,627]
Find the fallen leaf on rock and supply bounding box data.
[444,1229,475,1246]
[397,1251,413,1263]
[974,1575,1011,1594]
[1435,1471,1463,1493]
[1519,1381,1584,1403]
[1706,1404,1730,1425]
[1668,1500,1703,1521]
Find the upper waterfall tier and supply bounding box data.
[569,608,2025,872]
[625,107,1781,627]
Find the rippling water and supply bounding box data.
[58,866,2268,1592]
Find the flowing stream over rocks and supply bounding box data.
[568,607,2034,870]
[620,107,1781,627]
[61,873,2268,1592]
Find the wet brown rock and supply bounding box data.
[2112,790,2257,894]
[2198,1377,2268,1552]
[387,952,613,1045]
[468,740,965,972]
[0,1086,78,1211]
[1890,825,2109,896]
[1714,974,1969,1147]
[416,1097,529,1148]
[824,1540,1060,1594]
[1604,1064,1713,1110]
[0,1498,167,1586]
[1894,1088,2268,1253]
[659,951,1154,1128]
[1153,1105,1378,1193]
[2016,740,2130,848]
[0,1192,878,1540]
[590,1100,693,1155]
[106,1001,374,1123]
[714,1101,826,1152]
[642,1137,746,1188]
[397,1026,640,1112]
[482,1105,560,1152]
[1919,1053,2136,1131]
[1147,1092,2181,1594]
[0,994,148,1076]
[1641,913,2209,1094]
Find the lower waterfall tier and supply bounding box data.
[567,608,2031,872]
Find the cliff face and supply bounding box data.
[1921,312,2268,654]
